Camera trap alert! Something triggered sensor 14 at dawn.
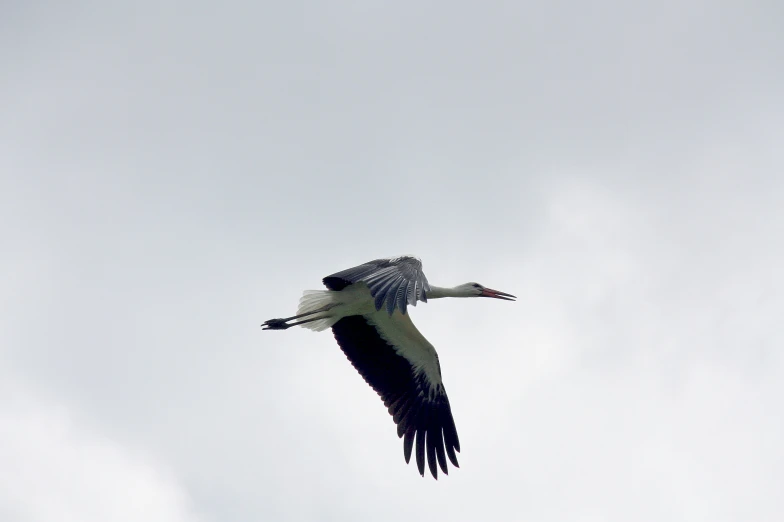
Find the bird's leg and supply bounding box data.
[268,310,319,323]
[262,315,328,330]
[261,305,332,330]
[261,318,291,330]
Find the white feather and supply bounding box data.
[295,290,338,331]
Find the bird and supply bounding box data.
[261,256,515,479]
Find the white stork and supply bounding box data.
[262,256,515,479]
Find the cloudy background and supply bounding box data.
[2,1,783,520]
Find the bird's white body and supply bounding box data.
[295,282,444,386]
[262,256,515,479]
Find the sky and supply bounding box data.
[1,1,783,520]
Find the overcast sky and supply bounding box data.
[2,1,783,521]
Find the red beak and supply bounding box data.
[479,287,516,301]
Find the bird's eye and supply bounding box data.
[472,283,481,288]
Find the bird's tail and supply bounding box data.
[295,290,339,331]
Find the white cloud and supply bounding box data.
[0,375,204,522]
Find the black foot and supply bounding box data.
[261,318,291,330]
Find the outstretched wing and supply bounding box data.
[330,313,460,479]
[322,256,430,315]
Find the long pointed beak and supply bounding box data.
[479,287,516,301]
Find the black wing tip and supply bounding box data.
[400,413,461,479]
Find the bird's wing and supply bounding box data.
[322,256,430,315]
[330,312,460,479]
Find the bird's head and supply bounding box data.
[457,282,516,300]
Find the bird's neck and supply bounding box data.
[427,285,469,299]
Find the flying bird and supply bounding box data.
[262,256,515,479]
